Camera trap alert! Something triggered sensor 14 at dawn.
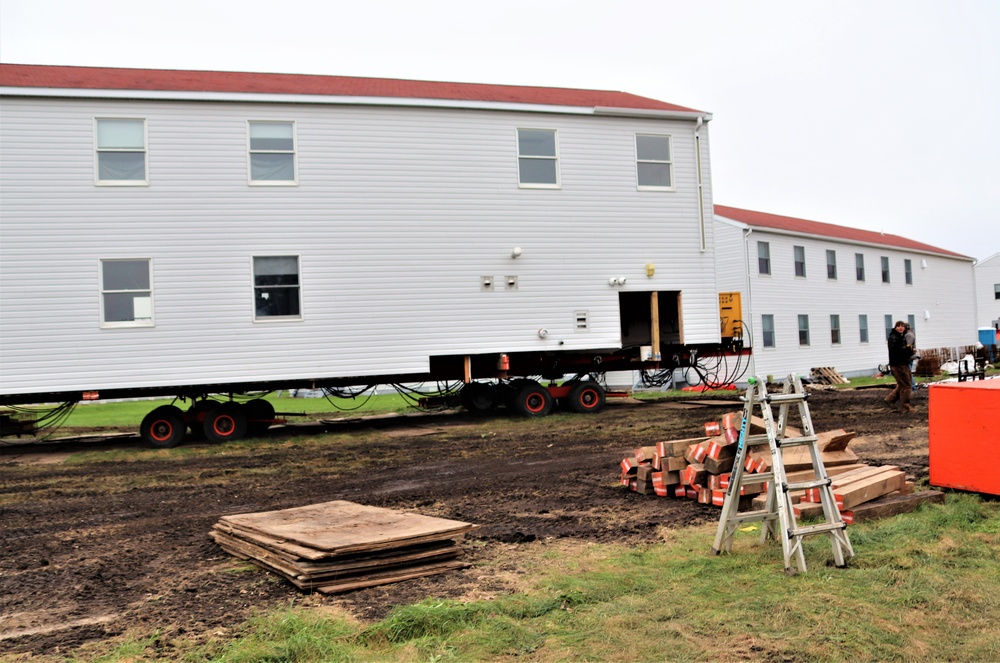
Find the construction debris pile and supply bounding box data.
[620,411,943,523]
[211,500,477,593]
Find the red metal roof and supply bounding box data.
[714,205,969,259]
[0,63,700,114]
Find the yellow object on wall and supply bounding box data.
[719,292,742,338]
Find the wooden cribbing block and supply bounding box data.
[634,446,657,463]
[673,485,687,498]
[805,465,899,502]
[721,411,741,430]
[620,456,640,475]
[657,437,708,458]
[794,501,826,519]
[835,471,907,510]
[817,429,855,453]
[682,463,706,487]
[704,421,721,436]
[637,465,656,483]
[784,464,868,485]
[703,455,736,475]
[841,490,944,524]
[685,440,711,464]
[662,455,688,472]
[652,470,680,489]
[781,447,859,472]
[697,487,713,504]
[750,416,802,437]
[707,439,736,460]
[635,478,656,495]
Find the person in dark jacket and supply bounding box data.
[885,320,915,413]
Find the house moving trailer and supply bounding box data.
[0,64,747,447]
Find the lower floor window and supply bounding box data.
[859,314,869,343]
[761,314,775,348]
[830,314,841,345]
[798,314,810,346]
[101,258,153,326]
[253,256,301,319]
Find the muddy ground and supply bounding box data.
[0,387,929,659]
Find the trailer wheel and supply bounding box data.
[140,405,186,448]
[567,381,606,414]
[460,382,498,414]
[243,399,276,436]
[204,403,247,444]
[513,382,553,417]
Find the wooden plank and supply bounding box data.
[841,491,946,524]
[218,501,477,555]
[835,471,908,510]
[316,560,471,594]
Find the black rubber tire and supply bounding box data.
[185,400,218,439]
[203,403,247,444]
[512,381,553,417]
[460,382,498,414]
[140,405,186,448]
[243,399,276,436]
[567,381,606,414]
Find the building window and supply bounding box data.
[761,314,775,348]
[100,259,153,327]
[855,253,865,282]
[517,128,559,187]
[248,121,296,184]
[827,250,837,280]
[796,315,809,346]
[881,256,890,283]
[995,283,1000,300]
[95,118,147,184]
[253,256,301,319]
[908,314,916,333]
[830,314,841,345]
[635,134,672,189]
[758,241,771,275]
[794,246,806,277]
[859,314,869,343]
[904,259,913,285]
[885,314,893,339]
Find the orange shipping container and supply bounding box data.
[928,380,1000,496]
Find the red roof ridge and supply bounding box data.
[0,63,701,114]
[714,204,970,259]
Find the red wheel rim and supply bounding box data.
[150,419,174,442]
[212,415,236,437]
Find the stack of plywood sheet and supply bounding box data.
[211,500,477,594]
[620,411,943,521]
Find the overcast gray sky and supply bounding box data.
[2,0,997,260]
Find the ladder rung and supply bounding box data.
[724,509,780,524]
[745,434,772,446]
[786,478,830,491]
[777,435,818,448]
[766,393,808,403]
[737,472,774,485]
[789,521,846,538]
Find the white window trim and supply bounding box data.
[635,133,675,191]
[516,127,560,189]
[94,117,148,186]
[251,254,304,322]
[99,258,154,328]
[247,120,299,186]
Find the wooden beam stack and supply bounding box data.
[620,411,942,522]
[211,500,477,594]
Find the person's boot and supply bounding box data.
[898,403,915,414]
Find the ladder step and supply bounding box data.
[786,478,830,491]
[738,472,774,485]
[745,434,773,446]
[776,435,819,448]
[789,521,846,538]
[766,393,808,403]
[723,509,780,524]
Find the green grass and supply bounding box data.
[82,493,1000,662]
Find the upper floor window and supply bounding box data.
[758,241,771,275]
[826,250,837,280]
[253,256,301,320]
[859,314,869,343]
[761,314,775,348]
[904,259,913,285]
[517,128,559,187]
[101,259,153,327]
[635,134,673,189]
[830,314,841,344]
[248,121,297,184]
[881,256,891,283]
[855,253,865,282]
[96,118,147,185]
[794,246,806,277]
[798,314,810,346]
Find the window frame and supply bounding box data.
[881,256,891,283]
[904,259,913,285]
[826,250,837,280]
[885,314,894,339]
[830,314,841,345]
[634,133,674,191]
[247,120,298,186]
[516,128,560,189]
[99,258,154,328]
[757,241,771,276]
[794,245,807,278]
[859,314,869,344]
[94,117,148,186]
[855,253,865,282]
[907,314,916,333]
[994,283,1000,300]
[252,255,303,321]
[761,314,775,348]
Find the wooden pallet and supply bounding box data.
[810,367,850,385]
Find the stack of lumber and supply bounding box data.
[211,500,477,594]
[810,367,850,385]
[620,411,943,522]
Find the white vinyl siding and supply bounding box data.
[517,128,559,188]
[635,134,673,190]
[95,118,147,184]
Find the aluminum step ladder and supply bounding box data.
[710,374,854,574]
